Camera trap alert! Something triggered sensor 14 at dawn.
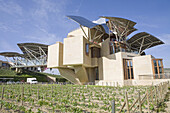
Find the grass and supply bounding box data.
[0,84,149,113]
[0,68,67,82]
[0,82,168,113]
[40,72,68,82]
[155,87,170,112]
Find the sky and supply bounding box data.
[0,0,170,67]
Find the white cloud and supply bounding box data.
[0,0,22,16]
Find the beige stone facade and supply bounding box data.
[47,27,168,86]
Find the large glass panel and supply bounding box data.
[95,68,99,80]
[2,63,6,66]
[131,68,134,79]
[109,43,114,54]
[159,67,162,74]
[86,43,89,54]
[158,60,161,66]
[130,61,133,67]
[154,67,158,74]
[112,46,115,54]
[153,60,157,66]
[117,46,120,52]
[128,69,130,79]
[110,46,114,54]
[127,61,129,67]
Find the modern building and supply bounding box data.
[0,43,48,72]
[47,16,168,86]
[0,60,10,69]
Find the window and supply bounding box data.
[91,47,101,58]
[110,42,127,54]
[95,67,99,80]
[109,42,115,54]
[2,63,7,67]
[152,59,164,79]
[123,59,134,80]
[85,43,89,55]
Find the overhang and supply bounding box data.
[100,16,137,39]
[17,43,48,57]
[127,32,164,53]
[101,16,136,27]
[0,52,24,57]
[67,15,109,34]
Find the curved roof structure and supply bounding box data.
[101,16,137,40]
[0,52,24,57]
[17,43,48,49]
[67,15,97,28]
[17,43,48,57]
[127,32,164,53]
[67,15,109,34]
[67,15,111,43]
[101,16,136,27]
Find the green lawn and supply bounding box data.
[0,68,67,82]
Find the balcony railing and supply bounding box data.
[139,73,170,80]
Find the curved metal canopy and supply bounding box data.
[67,15,109,34]
[101,16,137,40]
[17,43,48,49]
[17,43,48,56]
[67,15,97,28]
[0,52,24,57]
[127,32,164,53]
[101,16,136,27]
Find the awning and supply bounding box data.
[0,52,24,57]
[17,43,48,57]
[101,16,136,27]
[127,32,164,53]
[67,15,109,34]
[100,16,137,39]
[67,15,97,28]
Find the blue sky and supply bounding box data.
[0,0,170,67]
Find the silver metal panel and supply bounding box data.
[127,32,164,53]
[67,15,97,28]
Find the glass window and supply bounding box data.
[95,67,99,80]
[124,59,134,80]
[85,43,89,55]
[131,68,134,79]
[152,59,164,79]
[130,61,133,67]
[92,47,101,58]
[2,63,7,66]
[128,69,130,79]
[110,42,115,54]
[154,67,158,74]
[127,61,129,67]
[158,60,161,66]
[153,60,157,66]
[159,67,162,73]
